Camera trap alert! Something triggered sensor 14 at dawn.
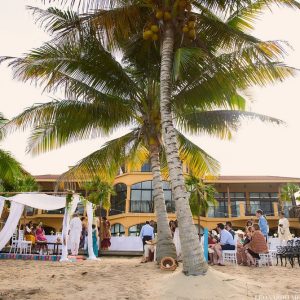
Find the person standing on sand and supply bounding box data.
[100,217,111,250]
[256,209,269,241]
[278,212,292,244]
[69,213,82,256]
[140,221,154,246]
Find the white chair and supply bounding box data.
[258,253,273,267]
[16,230,32,254]
[222,237,238,265]
[9,233,19,253]
[222,249,238,264]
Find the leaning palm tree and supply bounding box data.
[27,0,300,274]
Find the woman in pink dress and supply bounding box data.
[35,222,47,241]
[35,222,48,254]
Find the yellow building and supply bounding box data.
[19,170,300,236]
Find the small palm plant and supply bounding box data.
[280,183,300,217]
[185,175,218,237]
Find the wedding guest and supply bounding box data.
[278,212,292,244]
[24,221,36,244]
[245,224,268,266]
[92,224,98,257]
[69,213,82,256]
[100,217,111,250]
[213,223,235,266]
[140,221,154,246]
[256,209,269,241]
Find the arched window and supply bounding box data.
[109,183,127,216]
[111,223,125,236]
[130,181,174,213]
[128,223,145,236]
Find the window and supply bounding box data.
[129,223,145,236]
[141,163,151,172]
[130,181,174,213]
[247,193,278,216]
[111,223,125,236]
[229,193,246,217]
[109,183,127,216]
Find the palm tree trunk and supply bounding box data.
[149,143,177,263]
[160,23,208,275]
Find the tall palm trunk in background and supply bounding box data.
[160,23,207,275]
[149,143,177,262]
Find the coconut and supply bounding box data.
[152,33,159,41]
[182,25,189,33]
[164,11,172,21]
[143,30,153,40]
[188,29,196,39]
[188,21,195,29]
[151,25,159,33]
[155,10,163,19]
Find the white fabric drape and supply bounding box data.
[0,201,24,251]
[60,194,80,262]
[86,202,97,260]
[0,196,5,218]
[6,193,66,210]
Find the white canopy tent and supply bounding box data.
[0,193,97,261]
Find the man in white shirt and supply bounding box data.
[213,223,235,265]
[69,213,82,256]
[140,221,154,246]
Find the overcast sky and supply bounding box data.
[0,1,300,177]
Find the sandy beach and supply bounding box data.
[0,257,299,300]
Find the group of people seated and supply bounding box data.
[208,218,269,266]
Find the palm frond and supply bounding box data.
[176,110,284,139]
[175,130,220,177]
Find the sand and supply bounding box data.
[0,258,299,300]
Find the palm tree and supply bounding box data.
[83,177,114,213]
[2,1,297,272]
[0,113,27,190]
[280,183,300,208]
[185,175,218,237]
[26,0,300,274]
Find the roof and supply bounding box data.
[34,174,60,181]
[204,176,300,183]
[34,174,300,184]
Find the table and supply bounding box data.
[109,237,143,251]
[36,241,62,255]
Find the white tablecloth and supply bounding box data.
[109,237,143,251]
[45,235,63,251]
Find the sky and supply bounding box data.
[0,1,300,177]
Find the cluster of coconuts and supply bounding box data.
[143,0,195,41]
[182,15,196,39]
[143,24,160,41]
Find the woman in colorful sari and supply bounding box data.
[100,217,111,250]
[92,224,98,257]
[24,221,36,244]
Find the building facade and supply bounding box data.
[19,171,300,236]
